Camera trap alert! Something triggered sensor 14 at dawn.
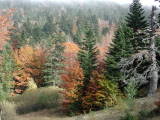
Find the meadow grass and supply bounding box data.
[9,86,62,114]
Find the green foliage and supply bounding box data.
[78,25,99,97]
[73,32,82,46]
[0,101,17,120]
[0,44,15,101]
[105,24,134,82]
[121,110,150,120]
[59,14,72,35]
[42,15,57,35]
[99,77,121,107]
[31,23,44,43]
[70,73,121,113]
[43,33,65,86]
[9,87,61,114]
[124,79,137,99]
[2,0,129,47]
[138,110,150,119]
[126,0,148,32]
[120,113,138,120]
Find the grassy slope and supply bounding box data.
[14,87,160,120]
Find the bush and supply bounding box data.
[124,79,137,100]
[9,87,61,114]
[0,101,17,120]
[121,110,150,120]
[78,72,121,113]
[120,113,138,120]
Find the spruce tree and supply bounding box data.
[42,15,57,35]
[78,25,99,97]
[31,23,44,44]
[73,31,82,46]
[126,0,148,32]
[43,33,65,86]
[0,44,15,101]
[105,24,134,82]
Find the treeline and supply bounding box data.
[0,0,128,48]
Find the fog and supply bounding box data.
[28,0,157,6]
[0,0,158,6]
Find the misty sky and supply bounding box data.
[33,0,158,6]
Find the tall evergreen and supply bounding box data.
[78,25,99,96]
[126,0,148,32]
[105,24,134,82]
[43,33,65,86]
[0,44,15,101]
[31,23,44,44]
[42,15,57,35]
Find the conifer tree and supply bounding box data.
[42,15,57,35]
[43,33,65,86]
[78,25,99,98]
[31,23,44,45]
[105,24,134,82]
[119,2,160,96]
[0,44,15,101]
[73,31,82,46]
[126,0,148,32]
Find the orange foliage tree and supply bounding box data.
[0,9,14,50]
[13,45,46,94]
[61,42,84,111]
[80,71,121,112]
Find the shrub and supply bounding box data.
[120,113,138,120]
[0,101,17,120]
[138,110,150,120]
[79,72,121,113]
[124,79,137,100]
[9,87,61,114]
[121,110,151,120]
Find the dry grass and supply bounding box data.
[9,86,62,114]
[7,87,160,120]
[0,101,17,120]
[16,92,160,120]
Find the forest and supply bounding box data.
[0,0,160,120]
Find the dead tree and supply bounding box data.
[148,5,159,96]
[119,1,160,96]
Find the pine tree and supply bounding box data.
[126,0,148,32]
[119,3,160,96]
[43,33,65,86]
[73,31,82,46]
[42,15,57,35]
[31,23,44,45]
[105,24,134,82]
[0,44,15,101]
[78,25,99,99]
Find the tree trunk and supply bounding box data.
[148,6,159,96]
[148,36,158,96]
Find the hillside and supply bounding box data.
[0,0,160,120]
